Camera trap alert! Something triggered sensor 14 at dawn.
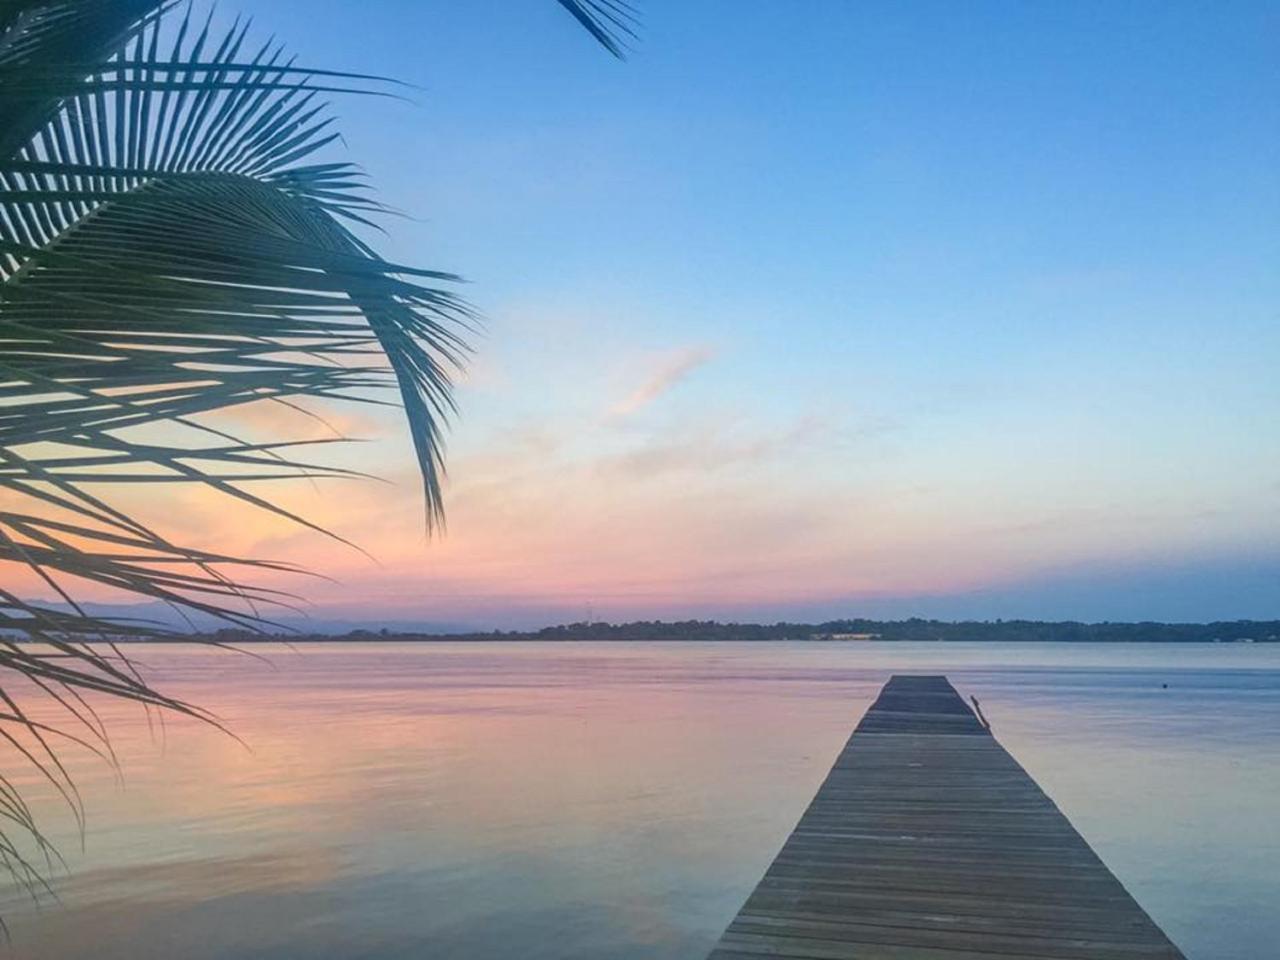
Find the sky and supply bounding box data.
[38,1,1280,628]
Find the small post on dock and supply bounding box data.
[969,693,990,729]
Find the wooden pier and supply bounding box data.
[708,675,1186,959]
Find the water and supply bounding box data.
[2,642,1277,959]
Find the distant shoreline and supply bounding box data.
[102,617,1280,644]
[12,617,1277,644]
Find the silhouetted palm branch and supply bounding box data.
[556,0,638,58]
[0,0,637,906]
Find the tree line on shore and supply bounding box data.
[205,618,1280,644]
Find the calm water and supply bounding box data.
[2,642,1278,959]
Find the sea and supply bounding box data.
[1,641,1276,959]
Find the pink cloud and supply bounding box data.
[605,346,715,420]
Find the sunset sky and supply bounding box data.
[51,1,1280,628]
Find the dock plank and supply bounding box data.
[708,675,1185,960]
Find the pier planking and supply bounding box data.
[708,675,1186,960]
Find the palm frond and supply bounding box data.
[0,0,172,156]
[1,5,472,534]
[0,0,636,909]
[556,0,638,58]
[0,1,477,903]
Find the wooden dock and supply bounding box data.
[708,675,1186,959]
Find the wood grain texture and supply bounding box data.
[708,675,1186,959]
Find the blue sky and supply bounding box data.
[178,1,1279,626]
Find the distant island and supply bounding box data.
[196,618,1280,644]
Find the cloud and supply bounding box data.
[605,346,714,420]
[595,415,824,481]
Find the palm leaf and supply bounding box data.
[0,0,172,156]
[556,0,638,58]
[0,2,471,903]
[0,0,639,908]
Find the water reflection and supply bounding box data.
[2,642,1277,958]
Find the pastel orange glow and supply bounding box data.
[13,331,1275,628]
